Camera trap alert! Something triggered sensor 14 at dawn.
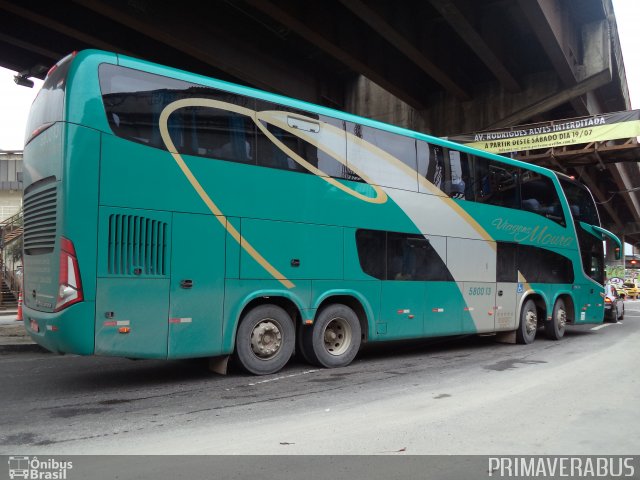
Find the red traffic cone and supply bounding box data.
[16,291,23,322]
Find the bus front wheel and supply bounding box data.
[516,299,538,345]
[301,304,361,368]
[545,298,567,340]
[235,305,295,375]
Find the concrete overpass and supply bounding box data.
[1,0,638,243]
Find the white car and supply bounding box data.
[604,284,625,322]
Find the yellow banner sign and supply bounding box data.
[448,110,640,154]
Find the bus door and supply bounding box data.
[494,282,519,331]
[95,208,172,358]
[495,242,518,331]
[459,282,496,333]
[447,238,497,334]
[168,213,226,358]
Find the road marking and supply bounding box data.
[591,322,624,331]
[591,324,611,331]
[247,369,320,387]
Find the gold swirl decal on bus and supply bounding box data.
[518,271,531,292]
[159,98,497,288]
[439,190,497,250]
[256,109,494,248]
[346,127,496,249]
[159,99,392,289]
[255,110,388,204]
[159,99,296,289]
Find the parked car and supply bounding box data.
[604,284,625,322]
[622,282,639,300]
[617,285,628,299]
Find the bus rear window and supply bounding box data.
[25,54,74,145]
[99,64,257,165]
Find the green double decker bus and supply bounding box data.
[22,50,620,375]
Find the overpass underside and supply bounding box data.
[0,0,637,236]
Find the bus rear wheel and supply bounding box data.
[234,305,295,375]
[301,304,361,368]
[516,299,538,345]
[545,298,567,340]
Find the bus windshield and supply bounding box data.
[560,178,600,226]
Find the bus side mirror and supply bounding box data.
[585,223,622,262]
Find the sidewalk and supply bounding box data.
[0,309,46,353]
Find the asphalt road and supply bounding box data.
[1,303,639,456]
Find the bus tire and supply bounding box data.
[302,304,361,368]
[516,299,537,345]
[545,298,566,340]
[234,305,295,375]
[296,324,315,364]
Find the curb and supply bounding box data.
[0,343,49,354]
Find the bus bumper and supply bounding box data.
[22,302,95,355]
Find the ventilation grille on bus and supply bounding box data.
[23,184,57,255]
[108,214,168,276]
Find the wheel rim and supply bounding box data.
[250,319,283,360]
[556,307,566,331]
[525,309,537,335]
[323,317,352,356]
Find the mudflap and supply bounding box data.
[208,355,230,375]
[495,330,517,344]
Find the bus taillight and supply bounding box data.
[55,237,84,311]
[27,122,55,145]
[46,51,77,78]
